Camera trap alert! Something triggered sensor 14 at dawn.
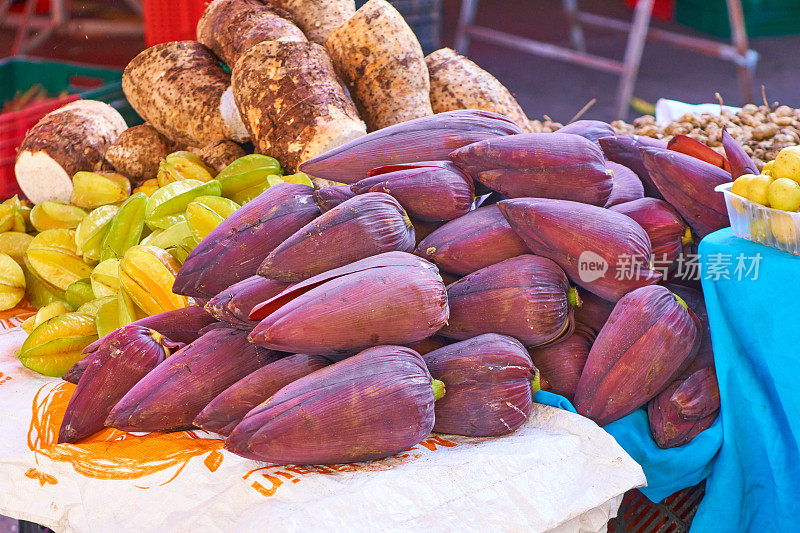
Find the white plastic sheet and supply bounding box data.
[0,324,645,532]
[655,98,741,127]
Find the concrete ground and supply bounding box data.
[439,0,800,122]
[1,0,799,530]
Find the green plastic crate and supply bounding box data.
[0,56,142,199]
[0,55,141,127]
[676,0,800,39]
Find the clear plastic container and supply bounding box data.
[715,182,800,256]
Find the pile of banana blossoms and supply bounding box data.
[61,109,734,462]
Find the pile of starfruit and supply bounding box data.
[1,151,312,377]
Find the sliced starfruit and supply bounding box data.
[185,196,240,242]
[29,202,87,232]
[230,180,272,205]
[118,288,146,326]
[75,205,119,262]
[90,258,121,298]
[20,316,36,334]
[0,253,25,311]
[119,245,188,315]
[26,229,93,292]
[99,193,147,261]
[168,246,189,264]
[157,151,216,187]
[77,296,116,318]
[217,154,282,201]
[141,220,193,249]
[4,196,31,228]
[133,178,159,197]
[17,312,97,377]
[168,234,200,264]
[145,179,222,229]
[0,204,14,234]
[22,257,66,307]
[1,196,31,232]
[65,279,95,310]
[0,232,34,265]
[95,297,121,338]
[30,301,69,330]
[267,172,313,187]
[70,171,131,209]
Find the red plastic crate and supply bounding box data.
[608,483,705,532]
[625,0,675,21]
[8,0,50,14]
[143,0,209,46]
[0,94,80,199]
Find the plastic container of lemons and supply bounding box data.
[716,182,800,256]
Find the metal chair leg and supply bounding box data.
[562,0,586,53]
[726,0,755,103]
[613,0,654,120]
[11,0,37,55]
[454,0,479,55]
[0,0,14,21]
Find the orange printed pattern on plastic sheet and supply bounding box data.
[28,381,224,483]
[10,298,462,499]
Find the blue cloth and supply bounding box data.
[533,393,723,503]
[533,390,577,413]
[690,228,800,532]
[536,227,800,528]
[604,410,722,503]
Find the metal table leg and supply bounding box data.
[562,0,586,53]
[454,0,758,119]
[454,0,479,54]
[613,0,653,119]
[726,0,755,103]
